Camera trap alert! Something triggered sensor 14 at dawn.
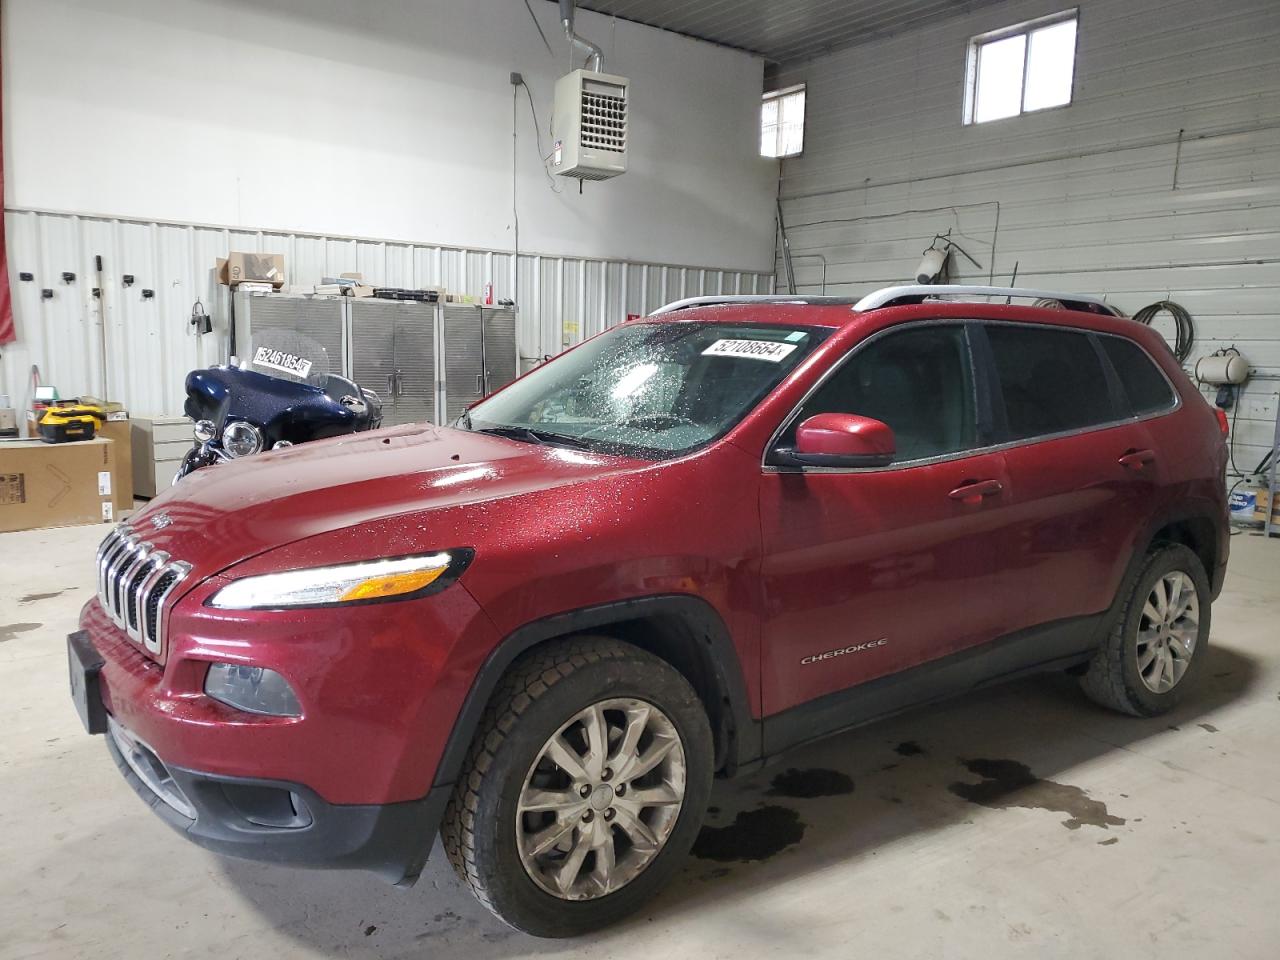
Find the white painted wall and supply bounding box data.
[3,0,776,271]
[773,0,1280,474]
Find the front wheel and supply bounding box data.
[1079,542,1211,716]
[441,637,713,937]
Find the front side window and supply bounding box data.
[464,322,827,459]
[986,325,1115,440]
[1098,336,1177,416]
[964,10,1078,124]
[777,325,977,464]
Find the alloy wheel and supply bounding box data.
[515,698,686,901]
[1136,570,1200,694]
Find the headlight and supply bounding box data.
[272,440,293,450]
[207,550,472,609]
[193,419,216,443]
[223,420,263,458]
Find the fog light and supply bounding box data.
[205,663,301,717]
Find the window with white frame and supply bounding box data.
[761,85,806,158]
[964,10,1078,124]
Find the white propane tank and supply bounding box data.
[1195,351,1249,385]
[914,248,948,284]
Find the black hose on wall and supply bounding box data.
[1133,300,1195,364]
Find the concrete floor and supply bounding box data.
[2,522,1278,960]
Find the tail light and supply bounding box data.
[1214,408,1230,437]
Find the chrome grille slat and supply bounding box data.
[117,544,151,635]
[109,535,143,628]
[94,526,192,657]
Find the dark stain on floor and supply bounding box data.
[19,590,67,603]
[1198,723,1219,733]
[0,622,41,643]
[691,805,806,862]
[1097,837,1120,846]
[766,767,855,799]
[895,741,925,756]
[948,758,1126,830]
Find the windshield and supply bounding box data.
[462,321,828,458]
[243,328,331,388]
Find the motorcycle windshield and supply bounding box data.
[244,329,331,387]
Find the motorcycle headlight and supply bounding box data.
[207,550,473,609]
[223,421,263,458]
[193,419,217,443]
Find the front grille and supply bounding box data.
[96,526,192,656]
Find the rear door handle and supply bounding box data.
[948,479,1004,502]
[1118,449,1156,470]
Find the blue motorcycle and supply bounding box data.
[177,330,382,480]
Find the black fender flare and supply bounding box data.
[429,594,762,791]
[1093,500,1226,647]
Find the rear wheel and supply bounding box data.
[441,636,713,937]
[1079,543,1210,716]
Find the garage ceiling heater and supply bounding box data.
[552,0,629,181]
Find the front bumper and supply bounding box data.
[78,630,447,884]
[105,718,447,884]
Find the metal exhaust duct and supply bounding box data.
[559,0,603,71]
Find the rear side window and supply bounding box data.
[986,325,1116,440]
[1098,336,1176,416]
[779,324,977,463]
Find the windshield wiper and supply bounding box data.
[471,425,591,450]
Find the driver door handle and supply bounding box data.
[948,478,1004,503]
[1118,448,1156,470]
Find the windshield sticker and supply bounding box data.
[702,339,799,363]
[785,331,807,342]
[252,346,313,379]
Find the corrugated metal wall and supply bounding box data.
[0,207,768,419]
[773,0,1280,475]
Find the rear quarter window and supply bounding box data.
[986,325,1117,440]
[1098,336,1177,416]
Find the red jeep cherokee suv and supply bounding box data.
[68,285,1229,937]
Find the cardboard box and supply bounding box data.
[0,438,116,533]
[97,417,135,515]
[218,252,286,289]
[1255,487,1280,524]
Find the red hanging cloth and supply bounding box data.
[0,12,14,346]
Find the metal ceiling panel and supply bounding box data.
[573,0,1010,63]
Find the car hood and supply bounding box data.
[127,423,644,579]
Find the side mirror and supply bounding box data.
[783,413,896,468]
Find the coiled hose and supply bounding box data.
[1133,300,1194,364]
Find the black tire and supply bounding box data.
[1079,543,1211,716]
[441,636,713,937]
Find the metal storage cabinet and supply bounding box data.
[481,305,518,395]
[349,298,439,427]
[443,304,485,424]
[442,304,519,423]
[131,415,192,498]
[232,292,346,372]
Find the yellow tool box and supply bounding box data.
[37,402,109,443]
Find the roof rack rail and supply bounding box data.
[853,284,1124,317]
[649,295,858,315]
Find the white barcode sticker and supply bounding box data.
[102,502,114,522]
[98,471,112,496]
[702,339,798,363]
[252,346,313,379]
